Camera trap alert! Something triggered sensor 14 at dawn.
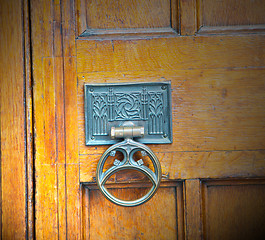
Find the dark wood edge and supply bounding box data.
[24,0,35,239]
[82,180,183,190]
[177,181,185,240]
[81,187,90,240]
[197,24,265,35]
[201,180,208,240]
[77,27,179,40]
[202,178,265,186]
[171,0,180,33]
[179,0,197,35]
[75,0,87,36]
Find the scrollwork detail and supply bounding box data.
[115,93,142,120]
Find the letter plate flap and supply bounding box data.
[84,81,172,145]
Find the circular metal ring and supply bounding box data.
[96,139,161,207]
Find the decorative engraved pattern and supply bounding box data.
[86,83,171,145]
[148,92,164,134]
[108,88,115,121]
[92,90,164,135]
[92,94,108,135]
[141,87,148,120]
[115,93,142,120]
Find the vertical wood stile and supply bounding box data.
[180,0,197,35]
[185,179,202,240]
[0,0,27,238]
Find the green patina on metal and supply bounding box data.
[84,81,172,145]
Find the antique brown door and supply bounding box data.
[1,0,265,239]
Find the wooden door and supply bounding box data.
[1,0,265,239]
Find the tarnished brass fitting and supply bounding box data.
[111,126,144,139]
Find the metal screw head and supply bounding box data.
[161,85,167,90]
[91,136,95,140]
[110,150,116,157]
[90,88,94,92]
[163,134,168,138]
[137,159,144,166]
[113,159,121,166]
[141,150,147,156]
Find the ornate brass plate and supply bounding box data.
[84,81,172,145]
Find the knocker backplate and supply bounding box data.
[84,81,172,145]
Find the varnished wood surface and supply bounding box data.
[0,0,27,238]
[202,180,265,240]
[198,25,265,35]
[6,0,265,239]
[23,0,35,238]
[73,2,265,237]
[82,182,184,240]
[180,0,197,35]
[80,150,265,182]
[31,0,80,238]
[185,180,202,240]
[78,68,265,153]
[202,0,265,26]
[76,35,264,72]
[78,67,265,182]
[85,0,171,29]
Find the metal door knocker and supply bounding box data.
[84,82,172,207]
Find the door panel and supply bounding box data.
[84,0,172,29]
[28,0,265,240]
[82,182,184,240]
[201,0,265,26]
[202,180,265,240]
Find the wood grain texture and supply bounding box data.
[185,179,202,240]
[77,68,265,155]
[85,0,171,29]
[29,0,265,239]
[58,164,67,239]
[202,180,265,240]
[82,182,184,240]
[0,0,26,238]
[33,55,59,239]
[35,165,58,239]
[180,0,197,35]
[76,35,264,72]
[64,57,80,239]
[202,0,265,27]
[198,25,265,35]
[31,0,80,238]
[80,150,265,182]
[171,0,179,32]
[62,0,80,237]
[75,0,87,36]
[31,1,63,238]
[23,0,35,238]
[66,164,80,239]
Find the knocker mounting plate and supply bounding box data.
[84,81,172,145]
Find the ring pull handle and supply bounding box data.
[96,126,162,207]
